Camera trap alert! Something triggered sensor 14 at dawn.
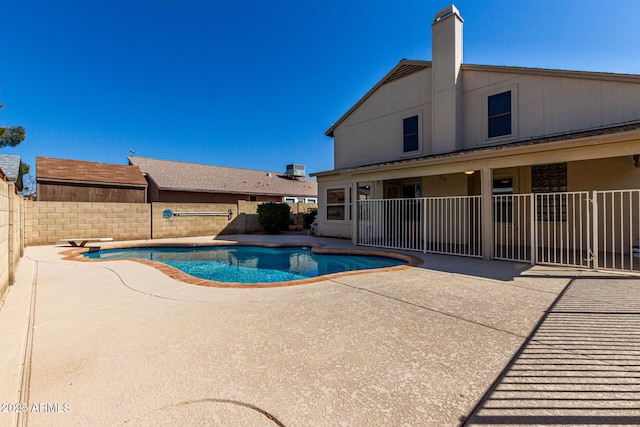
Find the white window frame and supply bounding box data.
[326,187,349,222]
[483,85,518,144]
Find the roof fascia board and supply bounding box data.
[160,187,314,197]
[462,64,640,84]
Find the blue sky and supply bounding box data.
[1,0,639,181]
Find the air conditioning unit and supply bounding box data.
[286,164,306,178]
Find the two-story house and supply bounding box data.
[313,5,640,271]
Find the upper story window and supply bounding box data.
[488,91,512,138]
[403,115,419,153]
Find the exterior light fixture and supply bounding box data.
[464,170,475,175]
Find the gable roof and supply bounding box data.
[325,60,640,137]
[37,157,147,187]
[128,156,317,197]
[0,154,23,190]
[0,154,22,181]
[325,60,431,137]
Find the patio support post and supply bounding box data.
[481,167,494,260]
[530,193,536,265]
[591,190,598,270]
[351,180,359,245]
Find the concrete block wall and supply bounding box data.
[24,201,151,246]
[0,182,24,301]
[8,184,24,285]
[1,199,317,299]
[151,203,239,239]
[23,201,319,246]
[236,201,264,233]
[0,182,9,300]
[290,202,317,226]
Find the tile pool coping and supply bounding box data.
[60,241,424,288]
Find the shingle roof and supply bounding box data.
[37,157,147,187]
[128,156,317,197]
[0,154,22,181]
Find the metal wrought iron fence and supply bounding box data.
[358,189,639,273]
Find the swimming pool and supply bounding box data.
[82,245,408,284]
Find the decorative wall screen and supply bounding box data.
[533,163,567,221]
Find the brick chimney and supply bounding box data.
[431,5,463,154]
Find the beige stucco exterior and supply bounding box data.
[331,66,640,173]
[461,68,640,150]
[314,6,640,253]
[315,149,640,242]
[333,68,434,170]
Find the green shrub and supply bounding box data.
[257,202,291,234]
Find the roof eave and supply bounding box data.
[462,63,640,83]
[37,177,148,188]
[157,186,316,197]
[313,123,640,177]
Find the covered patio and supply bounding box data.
[317,125,640,273]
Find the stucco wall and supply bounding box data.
[422,173,468,197]
[334,69,433,169]
[332,67,640,170]
[569,157,640,191]
[462,70,640,150]
[316,177,353,239]
[316,156,640,241]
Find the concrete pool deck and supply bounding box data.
[1,234,637,426]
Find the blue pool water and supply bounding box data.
[83,245,406,283]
